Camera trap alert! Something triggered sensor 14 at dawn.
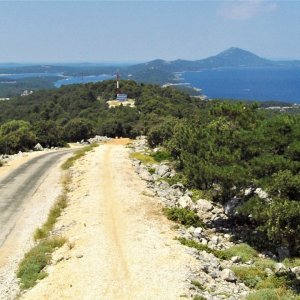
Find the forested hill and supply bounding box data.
[0,80,204,152]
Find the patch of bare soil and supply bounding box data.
[20,141,197,300]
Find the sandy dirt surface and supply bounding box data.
[20,139,197,300]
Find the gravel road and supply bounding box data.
[20,140,197,300]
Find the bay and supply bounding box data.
[182,66,300,103]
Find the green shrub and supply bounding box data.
[151,150,172,162]
[163,172,189,187]
[163,207,204,227]
[232,266,266,288]
[254,258,276,270]
[17,237,66,289]
[256,275,289,290]
[130,152,156,165]
[176,237,224,259]
[190,189,212,202]
[221,243,258,262]
[283,258,300,268]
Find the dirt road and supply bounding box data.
[21,140,197,300]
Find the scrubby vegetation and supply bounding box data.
[17,237,66,289]
[34,194,67,240]
[1,79,300,257]
[149,101,300,256]
[163,207,205,227]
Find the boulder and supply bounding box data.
[231,256,242,263]
[178,195,193,209]
[87,135,110,144]
[155,164,171,177]
[220,269,237,282]
[200,238,208,245]
[196,199,213,212]
[34,143,43,151]
[210,235,220,245]
[291,267,300,279]
[139,169,153,181]
[193,227,203,238]
[274,263,287,275]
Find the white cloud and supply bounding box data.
[217,0,278,21]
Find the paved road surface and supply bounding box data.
[0,150,74,246]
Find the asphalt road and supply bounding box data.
[0,150,74,246]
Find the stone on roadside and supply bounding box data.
[155,164,171,177]
[291,267,300,279]
[231,256,241,263]
[195,199,214,212]
[139,169,153,181]
[34,143,43,151]
[220,269,237,282]
[274,263,287,275]
[178,195,193,209]
[193,227,203,238]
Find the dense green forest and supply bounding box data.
[0,80,203,152]
[0,79,299,256]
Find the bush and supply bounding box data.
[221,243,258,262]
[151,150,172,162]
[130,152,156,165]
[163,207,204,227]
[176,237,224,259]
[0,120,37,154]
[231,266,266,288]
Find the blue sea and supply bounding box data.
[181,66,300,103]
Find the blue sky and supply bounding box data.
[0,1,300,62]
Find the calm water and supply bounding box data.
[182,67,300,103]
[0,72,113,87]
[54,74,113,87]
